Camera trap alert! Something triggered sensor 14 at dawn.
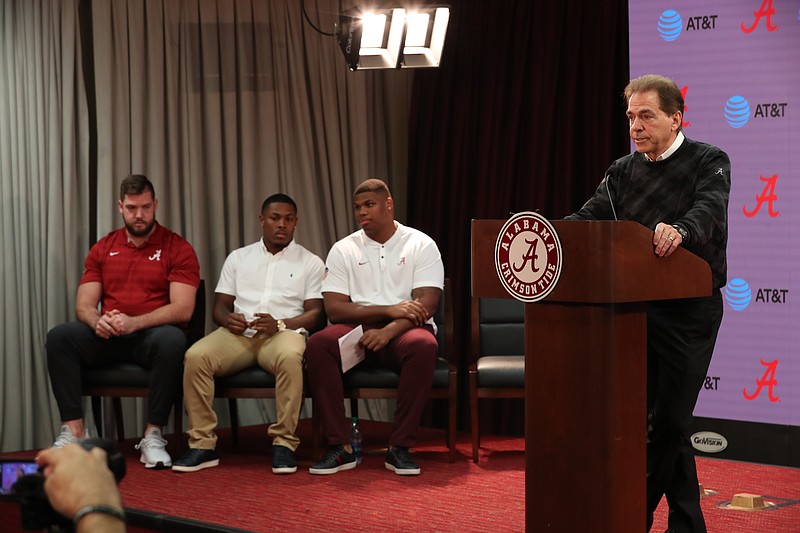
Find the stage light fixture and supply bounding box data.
[335,5,450,71]
[400,7,450,68]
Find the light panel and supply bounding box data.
[337,5,450,71]
[401,7,450,68]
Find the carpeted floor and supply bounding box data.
[2,419,799,532]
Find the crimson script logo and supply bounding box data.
[495,212,563,303]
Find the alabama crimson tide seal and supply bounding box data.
[495,212,563,302]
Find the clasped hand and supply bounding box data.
[227,312,278,336]
[387,299,429,326]
[95,310,135,338]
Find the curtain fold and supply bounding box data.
[406,0,631,436]
[0,0,89,451]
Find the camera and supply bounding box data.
[1,438,125,532]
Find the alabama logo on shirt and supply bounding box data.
[494,211,563,303]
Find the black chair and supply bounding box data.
[315,278,457,461]
[213,368,278,446]
[81,280,206,441]
[468,296,525,463]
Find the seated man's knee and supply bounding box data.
[270,349,304,373]
[405,329,438,356]
[151,325,188,353]
[183,344,210,374]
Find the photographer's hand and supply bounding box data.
[36,444,125,532]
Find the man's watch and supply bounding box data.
[672,224,689,242]
[276,319,286,332]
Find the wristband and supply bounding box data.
[73,504,126,526]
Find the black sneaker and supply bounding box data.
[272,445,297,474]
[308,445,357,475]
[385,446,420,475]
[171,448,219,473]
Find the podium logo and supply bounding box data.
[691,431,728,453]
[658,10,683,41]
[724,278,751,311]
[495,212,563,303]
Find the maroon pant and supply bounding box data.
[305,323,437,448]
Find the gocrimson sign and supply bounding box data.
[494,212,563,303]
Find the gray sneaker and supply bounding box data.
[135,428,172,469]
[52,425,79,448]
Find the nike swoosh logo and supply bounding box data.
[358,261,368,266]
[109,252,120,256]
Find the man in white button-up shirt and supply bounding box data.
[172,194,325,475]
[306,179,444,476]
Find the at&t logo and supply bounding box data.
[658,10,682,41]
[724,278,751,310]
[724,96,750,128]
[495,212,563,303]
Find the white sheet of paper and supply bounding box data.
[338,325,366,373]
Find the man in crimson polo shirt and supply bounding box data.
[46,174,200,469]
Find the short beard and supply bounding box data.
[126,219,155,238]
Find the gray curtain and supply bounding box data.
[1,0,411,452]
[0,0,89,451]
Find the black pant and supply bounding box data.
[46,322,187,426]
[645,293,723,533]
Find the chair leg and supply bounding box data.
[311,399,324,459]
[91,397,103,438]
[469,370,480,463]
[448,380,457,463]
[112,398,125,442]
[173,395,183,451]
[228,398,239,447]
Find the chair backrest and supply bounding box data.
[472,297,525,357]
[433,278,452,361]
[187,279,206,344]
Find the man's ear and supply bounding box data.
[672,111,682,131]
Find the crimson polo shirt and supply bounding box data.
[80,222,200,318]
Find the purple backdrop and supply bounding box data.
[629,1,800,426]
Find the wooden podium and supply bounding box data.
[471,219,711,532]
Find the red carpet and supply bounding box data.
[2,419,799,532]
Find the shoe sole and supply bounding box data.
[308,461,357,475]
[171,459,220,473]
[142,459,172,469]
[384,462,420,475]
[272,466,298,474]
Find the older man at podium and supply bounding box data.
[566,74,730,533]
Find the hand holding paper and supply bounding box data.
[338,325,366,373]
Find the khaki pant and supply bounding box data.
[183,327,306,451]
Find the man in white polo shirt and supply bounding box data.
[172,193,325,474]
[306,178,444,476]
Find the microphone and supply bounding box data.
[605,174,618,221]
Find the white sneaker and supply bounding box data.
[135,428,172,469]
[52,425,79,448]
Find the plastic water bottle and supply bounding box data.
[350,416,362,464]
